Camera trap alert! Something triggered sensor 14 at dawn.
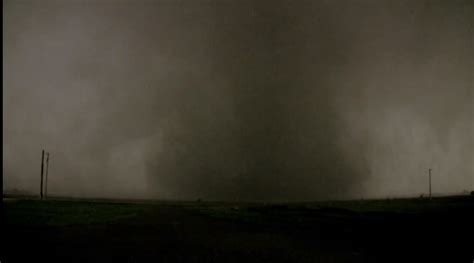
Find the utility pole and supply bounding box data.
[429,168,432,199]
[45,152,50,198]
[40,149,44,200]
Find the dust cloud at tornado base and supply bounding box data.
[3,1,473,201]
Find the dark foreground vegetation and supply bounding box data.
[2,195,474,262]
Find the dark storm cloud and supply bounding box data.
[3,0,473,200]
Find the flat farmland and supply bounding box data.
[2,196,474,262]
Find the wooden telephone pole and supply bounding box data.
[40,150,45,200]
[429,168,432,199]
[45,152,50,198]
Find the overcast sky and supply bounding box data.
[3,0,473,201]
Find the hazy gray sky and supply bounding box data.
[3,0,473,201]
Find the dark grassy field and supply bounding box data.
[2,196,474,262]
